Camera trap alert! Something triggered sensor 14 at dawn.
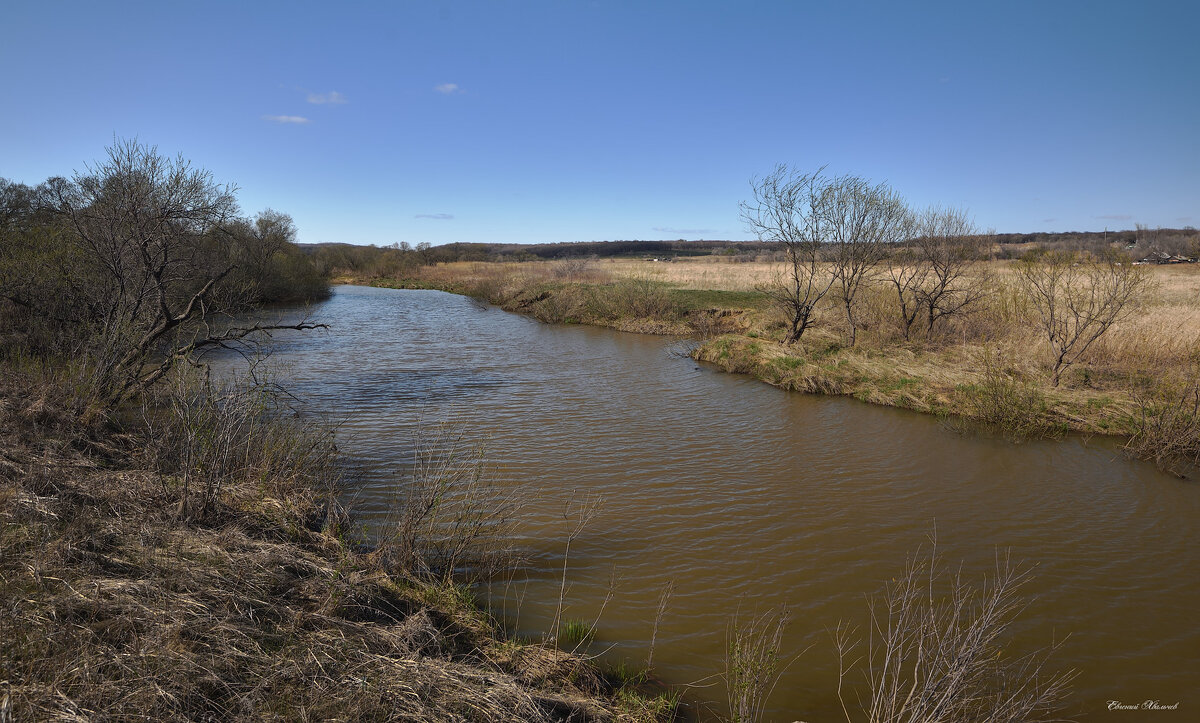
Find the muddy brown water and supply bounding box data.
[214,285,1197,721]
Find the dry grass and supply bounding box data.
[600,258,780,291]
[0,370,658,722]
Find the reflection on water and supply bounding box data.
[212,285,1199,722]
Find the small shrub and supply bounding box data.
[834,543,1076,723]
[1125,363,1200,475]
[960,352,1055,439]
[725,605,792,723]
[596,277,682,320]
[372,421,522,584]
[462,271,512,304]
[529,285,588,324]
[550,257,595,280]
[140,366,341,517]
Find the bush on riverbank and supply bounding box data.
[0,143,330,402]
[1124,355,1200,475]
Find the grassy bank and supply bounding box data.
[356,256,1200,472]
[0,365,672,721]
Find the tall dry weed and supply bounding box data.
[834,542,1075,723]
[372,421,522,583]
[138,365,342,517]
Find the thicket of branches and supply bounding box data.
[0,140,329,402]
[833,545,1076,723]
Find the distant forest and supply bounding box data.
[306,227,1199,278]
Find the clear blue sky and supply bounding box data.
[3,1,1197,245]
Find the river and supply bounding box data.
[214,285,1198,721]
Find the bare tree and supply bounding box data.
[886,207,990,339]
[1015,249,1150,386]
[46,139,322,400]
[827,177,908,346]
[834,543,1076,723]
[740,165,836,344]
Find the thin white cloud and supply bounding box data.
[415,213,454,220]
[653,226,712,235]
[307,91,348,105]
[434,83,463,95]
[263,115,310,124]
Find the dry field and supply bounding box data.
[602,257,1200,364]
[422,257,1200,370]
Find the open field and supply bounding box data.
[361,256,1200,472]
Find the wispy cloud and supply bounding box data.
[263,115,310,124]
[434,83,463,95]
[1177,216,1193,223]
[415,213,454,220]
[307,90,347,105]
[653,226,712,235]
[1095,214,1132,221]
[1041,218,1057,224]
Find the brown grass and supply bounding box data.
[0,370,661,722]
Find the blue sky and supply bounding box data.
[2,1,1197,245]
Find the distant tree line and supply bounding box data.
[309,226,1199,279]
[992,226,1199,259]
[306,239,790,277]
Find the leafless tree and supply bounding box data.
[826,177,909,346]
[235,210,296,277]
[740,165,836,344]
[886,207,990,339]
[834,543,1076,723]
[1015,249,1150,386]
[46,139,322,400]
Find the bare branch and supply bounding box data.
[1016,249,1151,386]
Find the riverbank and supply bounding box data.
[0,368,671,721]
[350,257,1200,471]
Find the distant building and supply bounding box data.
[1134,250,1197,265]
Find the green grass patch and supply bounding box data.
[558,619,594,648]
[882,376,920,394]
